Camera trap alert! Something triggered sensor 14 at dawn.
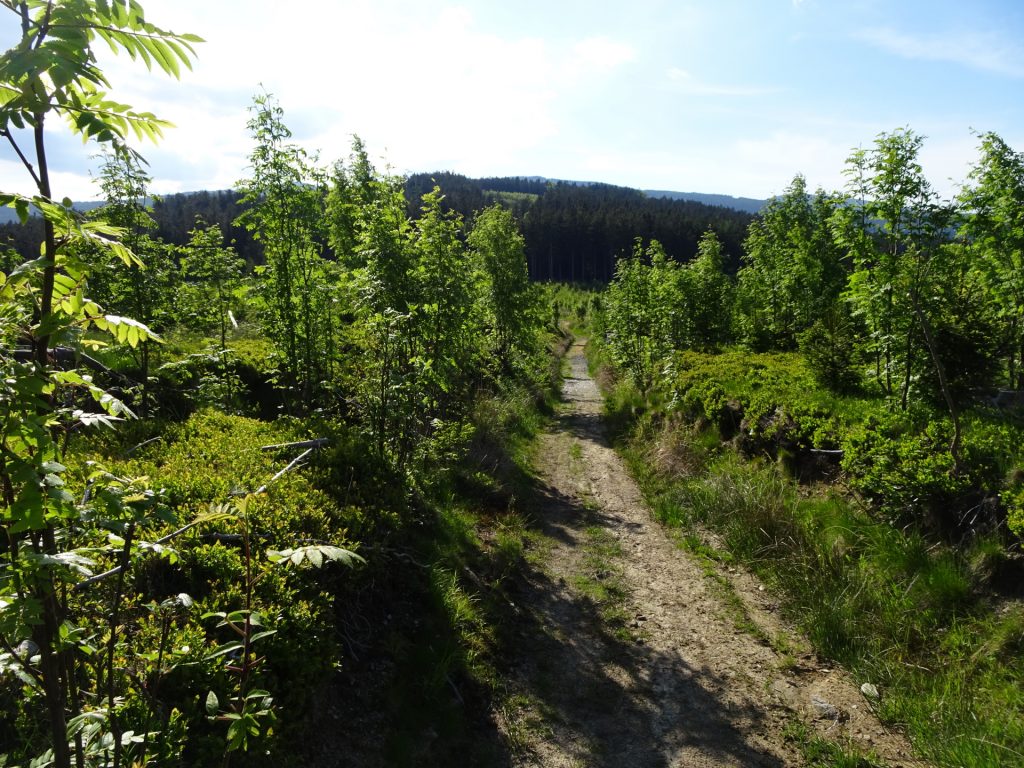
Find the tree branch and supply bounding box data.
[1,130,41,189]
[0,633,46,691]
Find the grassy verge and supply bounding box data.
[308,332,569,766]
[592,342,1024,767]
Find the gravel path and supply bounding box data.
[498,341,922,767]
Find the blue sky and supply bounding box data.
[3,0,1023,201]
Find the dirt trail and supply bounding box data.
[500,341,921,767]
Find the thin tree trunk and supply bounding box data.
[900,328,914,410]
[30,100,73,768]
[35,530,72,768]
[911,297,962,474]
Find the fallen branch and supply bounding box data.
[123,436,162,457]
[75,519,204,590]
[254,448,313,495]
[260,438,329,452]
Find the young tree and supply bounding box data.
[684,230,734,350]
[326,134,377,267]
[736,175,844,349]
[236,93,335,406]
[833,129,929,401]
[88,146,179,414]
[351,185,487,469]
[410,188,484,428]
[834,128,963,464]
[0,3,199,765]
[960,132,1024,389]
[605,240,658,388]
[178,221,246,351]
[468,203,538,361]
[354,171,416,313]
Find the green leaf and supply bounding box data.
[204,641,243,661]
[266,544,365,569]
[205,690,219,716]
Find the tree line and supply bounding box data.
[2,172,755,286]
[607,127,1024,405]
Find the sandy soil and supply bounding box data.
[497,341,924,767]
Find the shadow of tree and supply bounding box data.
[497,466,785,767]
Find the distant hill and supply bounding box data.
[2,177,762,283]
[0,200,104,225]
[406,173,756,281]
[486,179,767,214]
[0,183,766,226]
[644,190,766,214]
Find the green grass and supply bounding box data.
[565,522,639,642]
[596,347,1024,768]
[545,283,600,338]
[569,440,583,461]
[784,721,885,767]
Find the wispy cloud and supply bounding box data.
[858,26,1024,78]
[665,68,777,97]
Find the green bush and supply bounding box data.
[55,409,363,764]
[841,413,969,525]
[797,308,860,392]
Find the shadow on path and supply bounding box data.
[500,443,784,766]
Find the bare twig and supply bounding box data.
[253,448,313,495]
[123,436,162,457]
[259,438,329,452]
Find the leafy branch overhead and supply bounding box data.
[0,0,201,147]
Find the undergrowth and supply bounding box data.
[300,328,567,766]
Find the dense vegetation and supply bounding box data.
[0,4,556,766]
[405,172,754,282]
[596,127,1024,765]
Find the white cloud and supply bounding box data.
[566,36,636,79]
[665,67,776,97]
[0,158,102,201]
[73,2,638,191]
[859,26,1024,78]
[556,129,850,200]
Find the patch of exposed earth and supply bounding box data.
[497,341,923,767]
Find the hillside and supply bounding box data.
[1,177,756,281]
[402,173,756,280]
[643,189,765,214]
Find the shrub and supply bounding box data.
[797,308,860,392]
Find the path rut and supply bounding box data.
[499,341,921,767]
